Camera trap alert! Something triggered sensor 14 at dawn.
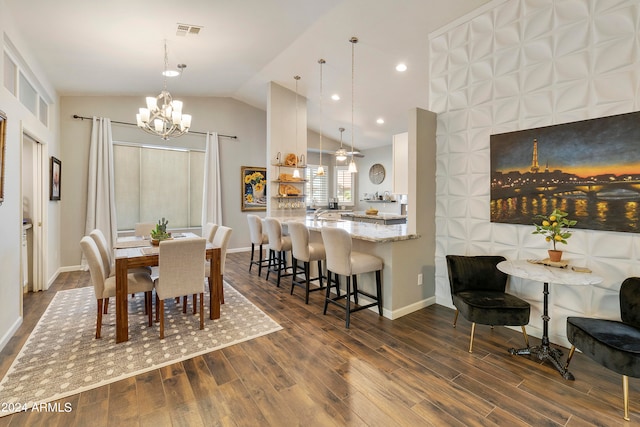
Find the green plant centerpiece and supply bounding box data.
[532,208,577,262]
[150,217,171,245]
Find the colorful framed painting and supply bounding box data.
[490,111,640,233]
[50,156,61,201]
[241,166,267,211]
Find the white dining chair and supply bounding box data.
[154,238,206,339]
[80,236,154,339]
[89,229,152,313]
[205,226,232,304]
[203,222,218,243]
[134,222,156,237]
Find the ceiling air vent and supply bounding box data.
[176,23,203,36]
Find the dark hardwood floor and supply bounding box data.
[0,251,637,426]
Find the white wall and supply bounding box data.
[0,0,60,349]
[60,96,266,267]
[430,0,640,346]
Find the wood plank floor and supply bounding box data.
[1,251,637,426]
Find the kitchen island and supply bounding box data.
[273,215,434,320]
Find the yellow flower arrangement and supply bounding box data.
[532,208,577,251]
[254,182,264,192]
[245,194,254,203]
[245,171,265,186]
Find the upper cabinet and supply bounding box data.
[392,132,408,194]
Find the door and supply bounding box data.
[21,132,47,295]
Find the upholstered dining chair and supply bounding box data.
[321,227,383,328]
[446,255,530,353]
[90,229,152,277]
[289,221,325,304]
[89,229,152,313]
[565,277,640,421]
[134,222,155,237]
[264,218,293,287]
[154,238,206,339]
[247,214,269,276]
[203,222,218,243]
[205,226,232,304]
[80,236,154,339]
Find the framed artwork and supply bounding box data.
[490,111,640,233]
[241,166,267,211]
[0,110,6,204]
[50,156,61,201]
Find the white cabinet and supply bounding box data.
[392,132,408,194]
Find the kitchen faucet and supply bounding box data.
[314,209,332,220]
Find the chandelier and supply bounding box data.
[136,41,192,140]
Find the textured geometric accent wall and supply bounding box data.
[429,0,640,346]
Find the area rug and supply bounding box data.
[0,282,281,417]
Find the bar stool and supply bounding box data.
[321,227,383,328]
[264,217,293,287]
[247,214,269,276]
[288,222,325,304]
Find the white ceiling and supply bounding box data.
[5,0,490,149]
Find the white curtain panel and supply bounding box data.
[202,132,222,227]
[83,117,118,268]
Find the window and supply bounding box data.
[19,71,38,115]
[305,165,328,207]
[335,166,354,205]
[113,143,204,231]
[3,52,16,95]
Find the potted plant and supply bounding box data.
[532,209,577,262]
[150,217,171,245]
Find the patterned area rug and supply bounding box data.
[0,282,281,417]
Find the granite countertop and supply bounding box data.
[343,211,407,220]
[272,215,419,243]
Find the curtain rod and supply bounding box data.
[72,115,237,139]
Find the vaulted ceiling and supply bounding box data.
[5,0,490,149]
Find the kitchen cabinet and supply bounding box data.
[392,132,408,194]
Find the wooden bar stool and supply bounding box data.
[288,222,325,304]
[321,227,383,328]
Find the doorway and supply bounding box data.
[21,131,47,302]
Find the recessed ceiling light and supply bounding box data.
[162,70,180,77]
[376,118,385,124]
[331,94,340,101]
[396,63,407,72]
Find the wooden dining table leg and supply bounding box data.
[209,247,222,320]
[115,257,129,343]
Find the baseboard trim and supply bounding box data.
[0,316,23,353]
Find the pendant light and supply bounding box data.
[336,127,346,162]
[317,59,326,176]
[348,37,358,174]
[293,75,301,179]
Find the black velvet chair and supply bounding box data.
[565,277,640,421]
[446,255,531,353]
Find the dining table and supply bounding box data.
[113,232,222,343]
[497,259,603,379]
